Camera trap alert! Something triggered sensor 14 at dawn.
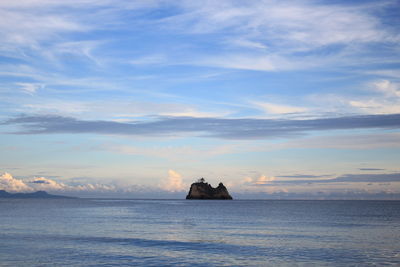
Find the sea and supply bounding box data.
[0,199,399,266]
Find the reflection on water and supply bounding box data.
[0,199,399,266]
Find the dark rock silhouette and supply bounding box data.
[186,178,233,200]
[0,190,74,199]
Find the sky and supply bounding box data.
[0,0,400,199]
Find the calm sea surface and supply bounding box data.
[0,199,399,266]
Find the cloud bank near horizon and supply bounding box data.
[0,172,116,193]
[3,113,400,140]
[0,171,190,196]
[2,171,399,199]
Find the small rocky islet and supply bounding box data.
[186,178,233,200]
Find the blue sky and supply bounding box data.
[0,0,400,198]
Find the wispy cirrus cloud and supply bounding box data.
[251,101,308,115]
[20,99,228,119]
[347,80,400,114]
[0,8,87,56]
[2,0,398,72]
[0,0,161,72]
[157,0,400,71]
[3,113,400,139]
[15,82,44,94]
[163,0,398,46]
[299,79,400,117]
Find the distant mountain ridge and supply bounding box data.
[0,190,74,199]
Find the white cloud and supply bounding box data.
[1,0,397,74]
[29,176,66,191]
[0,172,116,193]
[165,1,398,49]
[16,82,44,94]
[0,172,32,192]
[23,101,90,115]
[21,98,230,120]
[156,0,399,71]
[255,175,275,185]
[46,40,105,66]
[349,99,400,114]
[348,80,400,114]
[243,177,253,183]
[0,0,109,8]
[0,0,161,59]
[71,183,116,192]
[162,170,186,192]
[252,101,308,115]
[0,0,160,9]
[372,80,400,97]
[231,39,267,50]
[28,177,117,192]
[304,79,400,116]
[242,175,275,185]
[365,69,400,79]
[0,8,87,53]
[130,54,167,65]
[196,54,277,71]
